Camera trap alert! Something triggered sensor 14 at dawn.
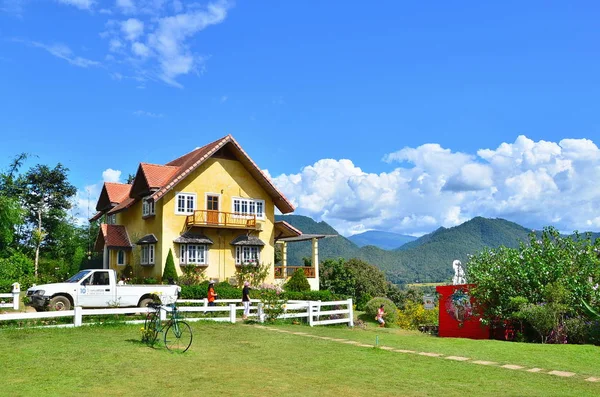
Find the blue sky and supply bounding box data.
[2,1,600,236]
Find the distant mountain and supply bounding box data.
[275,215,598,285]
[347,230,417,250]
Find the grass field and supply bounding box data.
[1,322,599,396]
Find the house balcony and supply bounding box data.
[185,210,259,230]
[274,266,316,279]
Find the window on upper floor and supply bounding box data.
[106,214,116,224]
[175,193,196,215]
[141,244,155,265]
[179,244,208,265]
[142,197,155,217]
[232,198,265,219]
[235,246,261,265]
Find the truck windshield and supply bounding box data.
[66,270,91,283]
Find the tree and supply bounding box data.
[22,164,76,277]
[346,258,388,308]
[284,268,310,292]
[0,153,28,253]
[468,227,600,325]
[162,248,178,283]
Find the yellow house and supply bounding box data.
[91,134,308,285]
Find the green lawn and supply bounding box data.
[1,322,599,396]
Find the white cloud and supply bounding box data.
[121,18,144,41]
[102,168,122,182]
[115,0,136,14]
[273,135,600,236]
[20,40,100,68]
[57,0,95,10]
[133,110,163,117]
[131,41,150,57]
[109,39,123,52]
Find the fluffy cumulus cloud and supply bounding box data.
[271,135,600,236]
[102,168,122,182]
[57,0,95,10]
[100,0,232,87]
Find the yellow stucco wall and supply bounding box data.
[110,157,275,283]
[160,157,275,283]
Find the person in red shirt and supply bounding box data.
[376,304,386,327]
[208,282,218,306]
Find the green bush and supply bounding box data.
[365,297,398,326]
[283,290,340,301]
[564,317,589,344]
[284,269,310,292]
[0,251,35,292]
[162,249,178,283]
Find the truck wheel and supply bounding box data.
[139,298,154,308]
[49,296,71,311]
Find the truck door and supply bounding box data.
[77,270,114,307]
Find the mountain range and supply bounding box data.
[275,215,600,285]
[347,230,417,250]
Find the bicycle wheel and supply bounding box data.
[143,312,159,345]
[164,321,193,352]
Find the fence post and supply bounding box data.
[257,303,264,323]
[308,301,314,327]
[229,304,236,324]
[347,298,354,327]
[160,307,167,322]
[74,306,82,327]
[11,282,20,311]
[203,298,208,309]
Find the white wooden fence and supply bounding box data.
[0,298,354,329]
[0,283,20,311]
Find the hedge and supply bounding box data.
[180,283,343,302]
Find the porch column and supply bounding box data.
[311,238,319,282]
[282,241,287,278]
[103,246,109,269]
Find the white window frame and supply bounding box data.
[141,244,155,265]
[235,246,261,265]
[179,244,208,265]
[117,250,125,266]
[142,196,155,217]
[175,192,196,215]
[232,197,265,220]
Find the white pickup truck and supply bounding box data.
[26,269,181,311]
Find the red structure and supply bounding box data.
[436,284,489,339]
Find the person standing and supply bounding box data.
[208,282,218,307]
[376,304,386,327]
[242,281,251,320]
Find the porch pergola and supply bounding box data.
[274,220,335,290]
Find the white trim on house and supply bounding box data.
[235,246,261,265]
[231,197,265,220]
[175,192,197,215]
[179,244,208,265]
[142,196,155,217]
[141,244,155,265]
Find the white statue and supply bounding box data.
[452,260,466,285]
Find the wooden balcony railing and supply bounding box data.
[185,210,257,229]
[274,266,316,279]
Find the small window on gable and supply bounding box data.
[142,197,155,217]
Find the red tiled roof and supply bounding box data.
[94,224,132,251]
[151,135,295,214]
[139,163,179,189]
[105,183,131,204]
[89,211,103,222]
[107,197,136,215]
[94,134,295,216]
